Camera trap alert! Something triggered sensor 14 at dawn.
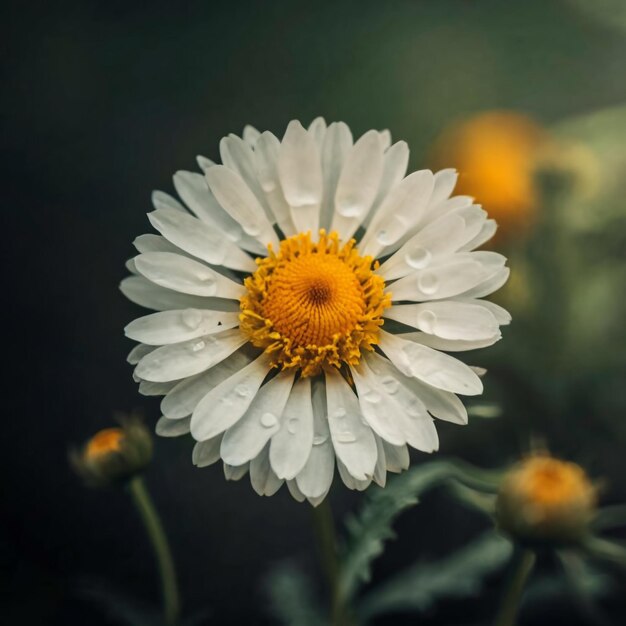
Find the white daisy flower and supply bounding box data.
[122,118,511,505]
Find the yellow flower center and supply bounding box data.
[86,428,124,460]
[240,230,390,377]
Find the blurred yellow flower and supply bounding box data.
[71,416,153,487]
[431,111,547,239]
[496,454,597,545]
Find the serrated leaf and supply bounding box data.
[358,531,512,620]
[339,459,502,603]
[265,561,325,626]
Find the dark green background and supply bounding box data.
[3,1,626,624]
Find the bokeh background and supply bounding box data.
[2,1,626,624]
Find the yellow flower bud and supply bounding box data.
[71,416,153,487]
[496,454,597,546]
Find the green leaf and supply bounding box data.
[338,459,502,603]
[357,531,512,620]
[265,561,325,626]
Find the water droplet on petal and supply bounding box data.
[417,310,437,334]
[191,340,206,352]
[333,408,347,419]
[181,309,203,329]
[405,246,431,270]
[363,389,382,404]
[337,202,362,218]
[313,434,329,445]
[243,222,262,237]
[287,417,299,434]
[260,412,277,428]
[235,384,250,398]
[381,376,399,394]
[376,229,391,245]
[336,431,357,443]
[418,272,439,295]
[260,179,276,193]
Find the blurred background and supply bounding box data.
[2,0,626,624]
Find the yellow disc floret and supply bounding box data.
[240,230,390,377]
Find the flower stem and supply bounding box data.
[311,499,349,626]
[129,476,180,625]
[494,548,535,626]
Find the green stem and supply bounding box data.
[129,476,180,625]
[311,499,349,626]
[494,548,535,626]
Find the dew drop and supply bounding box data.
[243,222,262,237]
[417,310,437,334]
[260,412,277,428]
[405,246,431,270]
[181,309,203,329]
[381,376,399,394]
[333,408,347,419]
[375,229,391,246]
[313,434,329,445]
[260,179,276,193]
[337,202,362,218]
[418,272,439,295]
[287,417,299,434]
[191,340,206,352]
[336,431,357,444]
[235,384,250,398]
[363,389,382,404]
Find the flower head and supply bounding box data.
[71,417,153,487]
[496,454,597,545]
[431,111,547,239]
[122,118,511,504]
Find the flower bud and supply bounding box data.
[71,416,153,487]
[496,454,596,546]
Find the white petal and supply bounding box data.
[358,352,440,452]
[386,254,496,302]
[133,234,182,255]
[156,416,191,437]
[401,331,501,352]
[287,479,307,502]
[373,435,387,487]
[308,116,327,147]
[127,343,155,364]
[152,190,186,213]
[363,140,409,229]
[196,155,215,171]
[191,354,270,441]
[379,330,483,395]
[337,459,372,491]
[254,132,298,236]
[120,276,239,313]
[134,252,245,299]
[192,435,223,467]
[269,377,314,480]
[379,129,392,150]
[138,379,179,396]
[174,170,266,255]
[382,441,410,473]
[295,379,335,499]
[459,267,510,298]
[330,130,384,240]
[135,328,247,383]
[224,463,249,481]
[459,298,511,325]
[161,350,252,418]
[320,121,353,230]
[429,169,458,206]
[205,164,279,249]
[361,170,435,257]
[242,125,261,147]
[148,208,256,272]
[324,368,377,480]
[405,377,468,425]
[249,443,284,496]
[220,135,274,222]
[220,370,296,466]
[378,206,486,280]
[125,309,239,345]
[385,301,499,340]
[460,219,497,251]
[350,361,406,446]
[278,120,323,234]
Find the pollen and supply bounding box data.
[240,230,391,377]
[86,428,125,460]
